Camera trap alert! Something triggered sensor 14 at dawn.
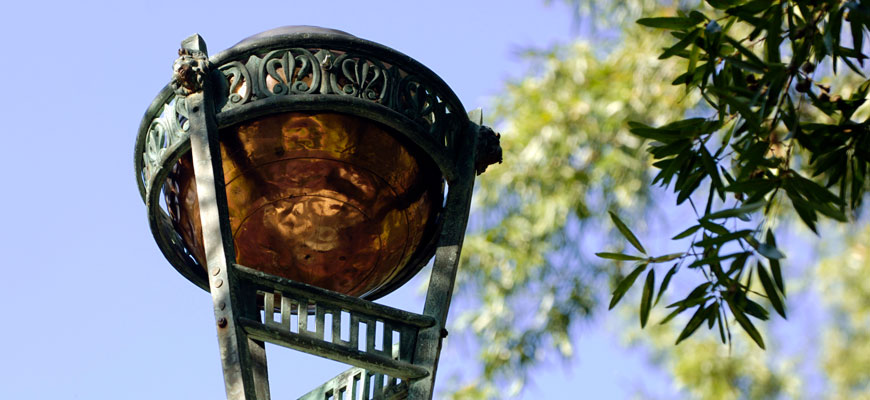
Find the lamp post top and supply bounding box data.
[234,25,356,46]
[136,27,474,298]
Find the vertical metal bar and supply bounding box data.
[333,310,345,344]
[350,315,360,350]
[263,292,276,326]
[362,371,372,400]
[399,327,413,363]
[281,294,292,328]
[381,322,392,358]
[316,305,326,339]
[365,320,376,354]
[351,373,360,400]
[180,34,270,400]
[408,115,480,399]
[299,299,310,335]
[372,373,384,398]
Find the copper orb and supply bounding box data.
[165,112,443,297]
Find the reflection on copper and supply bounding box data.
[165,112,442,297]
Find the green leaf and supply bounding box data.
[595,252,645,261]
[724,178,777,194]
[649,139,692,159]
[640,269,655,328]
[660,29,702,59]
[727,251,751,275]
[702,201,764,220]
[693,229,753,248]
[743,298,769,321]
[676,304,712,345]
[687,44,701,90]
[700,145,725,200]
[723,34,765,66]
[688,252,746,269]
[655,264,678,306]
[707,301,720,329]
[649,253,684,263]
[609,211,646,254]
[699,219,730,235]
[728,301,766,349]
[757,261,787,318]
[628,121,684,143]
[706,0,741,9]
[609,264,647,310]
[668,283,712,309]
[637,17,699,30]
[672,224,701,240]
[766,3,782,63]
[790,174,845,206]
[766,230,784,294]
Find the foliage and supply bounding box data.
[625,223,870,399]
[450,0,870,397]
[816,225,870,398]
[449,26,696,396]
[603,0,870,349]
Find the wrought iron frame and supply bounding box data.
[134,28,500,400]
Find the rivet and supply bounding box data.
[214,279,223,288]
[440,328,449,338]
[211,267,220,276]
[219,302,226,310]
[218,317,228,328]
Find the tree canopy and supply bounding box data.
[449,0,870,398]
[605,0,870,350]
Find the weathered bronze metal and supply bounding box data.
[165,112,442,297]
[135,26,502,400]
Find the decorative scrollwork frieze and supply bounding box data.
[142,96,189,190]
[259,48,320,96]
[211,48,457,151]
[328,53,389,102]
[218,61,252,108]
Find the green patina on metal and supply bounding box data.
[135,27,501,400]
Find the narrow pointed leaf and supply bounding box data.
[672,225,701,240]
[609,211,646,254]
[655,264,678,306]
[640,269,656,328]
[757,262,787,318]
[703,202,764,220]
[676,304,711,345]
[728,301,766,349]
[596,252,645,261]
[766,230,785,294]
[637,17,699,29]
[650,253,684,262]
[610,264,647,309]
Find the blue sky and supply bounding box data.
[0,1,687,398]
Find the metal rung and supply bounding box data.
[298,365,408,400]
[239,317,429,380]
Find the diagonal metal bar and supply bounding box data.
[183,33,269,400]
[407,110,481,399]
